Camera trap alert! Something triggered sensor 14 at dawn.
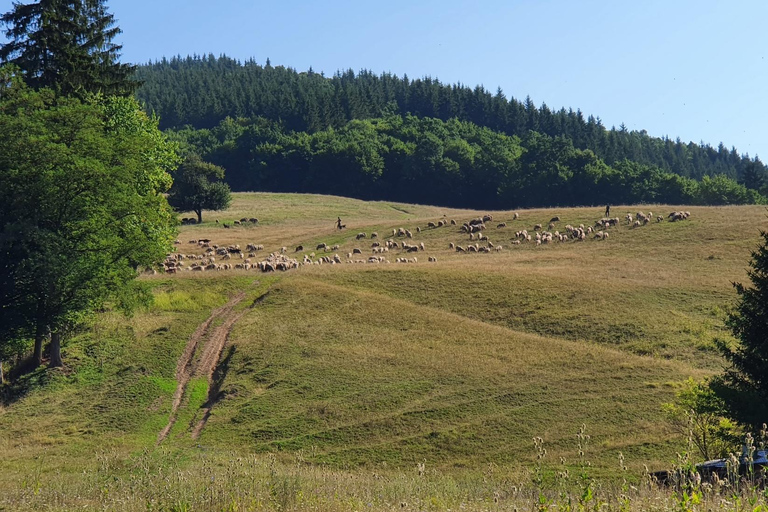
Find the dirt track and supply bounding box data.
[157,291,248,444]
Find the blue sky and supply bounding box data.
[7,0,768,159]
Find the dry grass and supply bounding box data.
[1,193,767,510]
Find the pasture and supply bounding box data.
[1,193,766,510]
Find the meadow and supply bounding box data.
[1,193,766,511]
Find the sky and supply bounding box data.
[4,0,768,159]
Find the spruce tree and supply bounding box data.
[0,0,138,96]
[712,228,768,430]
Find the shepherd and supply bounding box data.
[605,204,610,217]
[337,217,343,230]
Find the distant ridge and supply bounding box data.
[136,54,766,183]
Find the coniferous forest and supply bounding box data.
[135,54,768,208]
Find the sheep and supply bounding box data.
[294,245,304,252]
[549,216,560,223]
[371,241,381,248]
[470,233,475,241]
[495,245,503,251]
[249,218,259,224]
[428,256,437,262]
[316,243,328,251]
[416,226,421,233]
[398,228,406,236]
[352,248,362,254]
[356,232,366,240]
[450,219,457,225]
[449,242,455,249]
[626,213,633,224]
[405,229,413,238]
[482,214,493,222]
[456,245,465,252]
[371,232,378,238]
[633,220,641,228]
[497,222,507,228]
[513,212,519,220]
[548,222,555,230]
[657,215,663,223]
[428,222,437,228]
[534,223,542,231]
[419,242,425,251]
[512,240,521,245]
[331,244,340,251]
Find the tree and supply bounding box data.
[0,69,178,368]
[711,228,768,430]
[167,155,231,223]
[662,378,739,460]
[740,160,766,191]
[0,0,138,96]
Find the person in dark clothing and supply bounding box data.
[605,204,610,217]
[337,217,342,230]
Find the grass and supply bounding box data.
[1,193,767,510]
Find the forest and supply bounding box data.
[135,54,768,208]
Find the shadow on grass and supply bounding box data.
[1,356,57,406]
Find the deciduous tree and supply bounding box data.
[0,70,178,368]
[167,155,231,224]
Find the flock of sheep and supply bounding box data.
[157,209,691,274]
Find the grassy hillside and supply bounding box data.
[1,193,765,510]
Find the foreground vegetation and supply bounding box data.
[1,193,767,510]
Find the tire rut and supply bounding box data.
[191,291,271,439]
[156,291,248,445]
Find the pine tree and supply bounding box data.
[740,160,766,191]
[712,229,768,429]
[0,0,138,96]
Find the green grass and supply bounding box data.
[1,194,766,510]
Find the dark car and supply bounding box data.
[652,450,767,485]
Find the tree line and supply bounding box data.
[136,54,768,189]
[170,113,765,209]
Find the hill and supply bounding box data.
[135,55,768,185]
[1,193,766,510]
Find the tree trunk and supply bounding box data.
[49,331,63,368]
[0,360,4,385]
[196,209,202,224]
[33,323,50,368]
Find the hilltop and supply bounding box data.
[1,193,765,509]
[135,55,768,185]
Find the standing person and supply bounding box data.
[605,204,610,217]
[337,217,343,230]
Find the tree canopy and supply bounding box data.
[135,55,768,188]
[168,113,764,209]
[0,70,178,368]
[167,154,231,223]
[0,0,138,96]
